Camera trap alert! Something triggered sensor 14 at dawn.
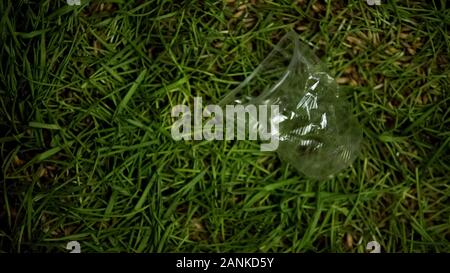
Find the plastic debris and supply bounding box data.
[220,31,362,178]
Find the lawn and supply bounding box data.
[0,0,449,253]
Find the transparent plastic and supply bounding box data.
[220,31,362,178]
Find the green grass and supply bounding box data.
[0,0,449,253]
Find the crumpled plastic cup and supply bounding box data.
[220,31,362,178]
